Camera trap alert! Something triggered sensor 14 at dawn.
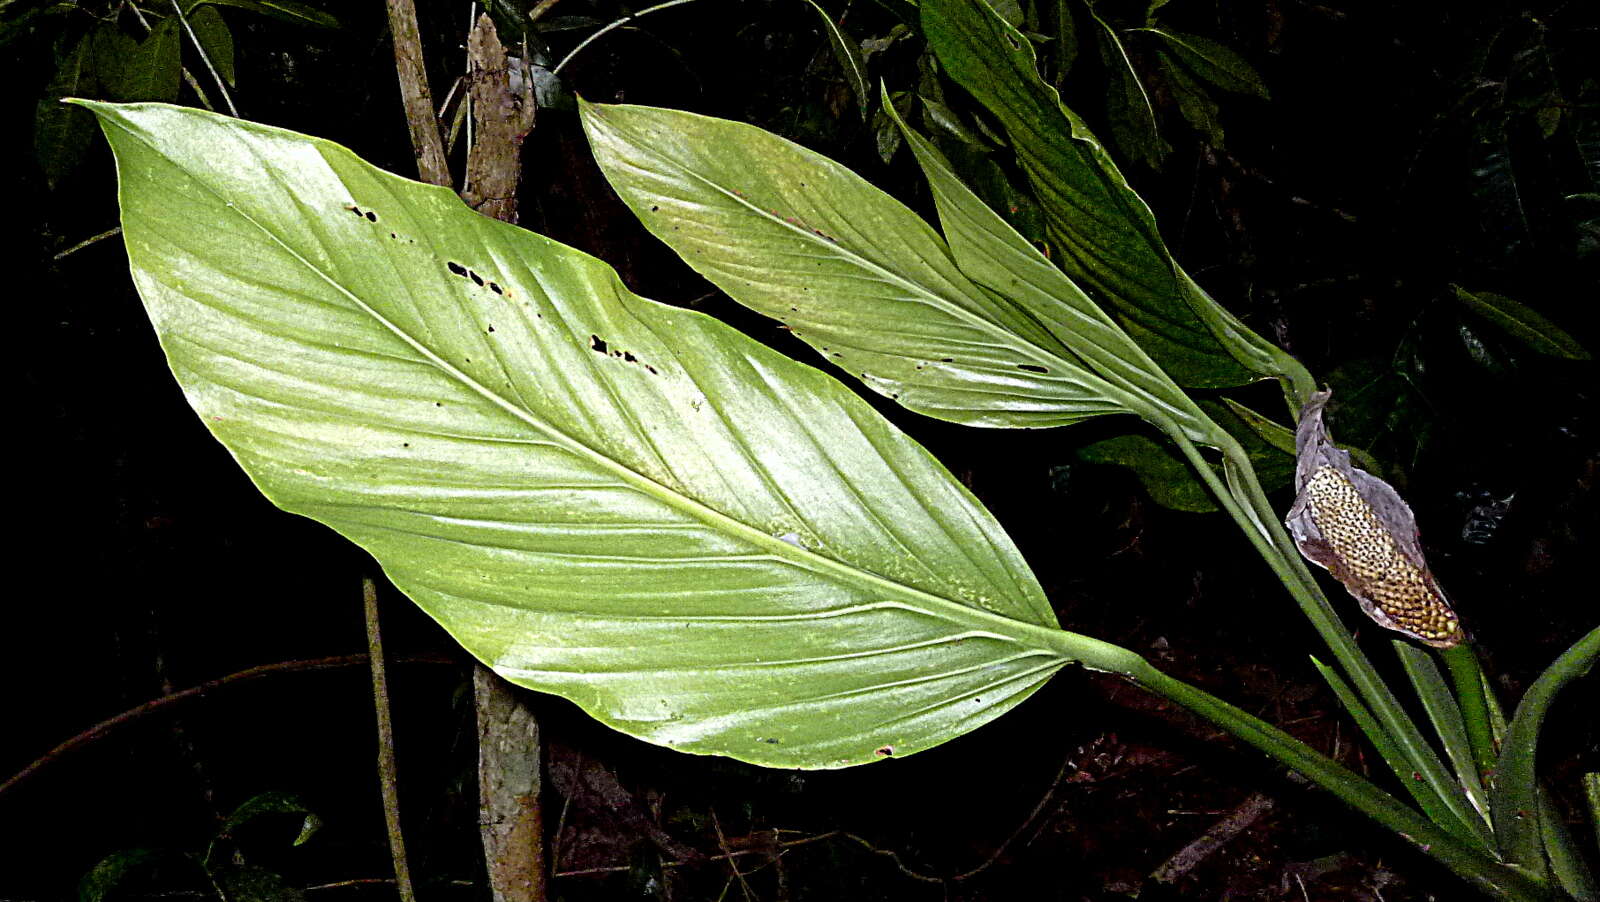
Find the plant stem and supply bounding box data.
[1444,643,1500,787]
[1491,626,1600,877]
[171,0,237,117]
[1130,662,1563,902]
[1168,428,1490,847]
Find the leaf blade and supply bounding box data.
[1452,286,1591,360]
[921,0,1313,402]
[803,0,871,122]
[83,100,1143,768]
[580,99,1143,430]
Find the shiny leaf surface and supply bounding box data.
[581,99,1145,430]
[82,101,1142,768]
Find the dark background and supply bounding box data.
[4,0,1596,899]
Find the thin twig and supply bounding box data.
[171,0,237,116]
[385,0,452,187]
[462,19,546,902]
[120,0,215,112]
[181,68,216,111]
[838,833,944,885]
[365,579,418,902]
[548,749,578,873]
[710,809,756,901]
[1150,792,1276,884]
[946,753,1074,881]
[1,652,450,798]
[550,831,845,879]
[527,0,563,24]
[551,0,701,76]
[53,227,122,261]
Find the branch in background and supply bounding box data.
[53,227,122,261]
[463,13,536,223]
[0,653,452,798]
[171,0,237,117]
[476,666,547,902]
[385,0,452,188]
[364,578,417,902]
[463,16,546,902]
[1150,791,1277,884]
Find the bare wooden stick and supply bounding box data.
[365,579,417,902]
[476,666,547,902]
[1150,791,1276,884]
[384,0,452,187]
[53,227,122,261]
[462,13,536,222]
[463,17,546,902]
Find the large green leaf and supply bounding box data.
[80,101,1144,768]
[885,103,1211,442]
[580,99,1148,430]
[921,0,1312,402]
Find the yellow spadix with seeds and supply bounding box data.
[1286,391,1464,648]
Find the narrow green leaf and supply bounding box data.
[921,0,1313,402]
[918,92,990,148]
[1311,657,1492,849]
[1157,49,1224,146]
[1051,0,1076,80]
[1223,398,1382,473]
[1441,643,1501,791]
[81,100,1148,768]
[1142,661,1556,901]
[1393,641,1492,827]
[1452,286,1591,360]
[187,5,235,87]
[1492,626,1600,875]
[218,792,322,848]
[887,99,1209,439]
[1086,8,1165,169]
[1135,27,1269,98]
[803,0,871,122]
[188,0,338,29]
[1540,786,1600,901]
[581,99,1148,430]
[1586,774,1600,858]
[34,31,95,189]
